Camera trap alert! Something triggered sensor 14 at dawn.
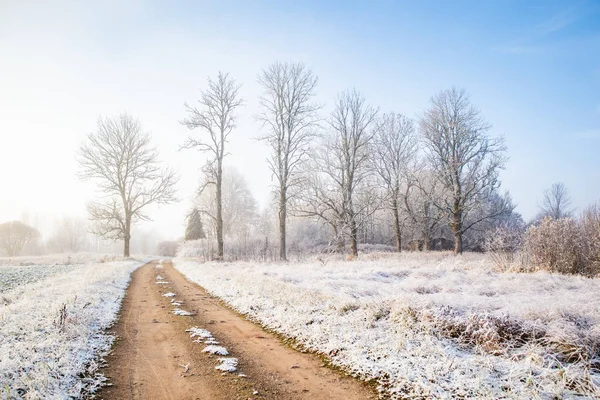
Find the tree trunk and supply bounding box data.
[422,227,431,252]
[392,199,402,252]
[279,188,287,261]
[124,215,131,257]
[454,230,463,255]
[332,222,345,252]
[452,178,463,255]
[452,209,463,255]
[216,166,224,260]
[350,219,358,258]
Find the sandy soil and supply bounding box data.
[97,261,378,400]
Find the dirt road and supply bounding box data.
[98,261,378,400]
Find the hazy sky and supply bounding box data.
[1,0,599,240]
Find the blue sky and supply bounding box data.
[0,0,599,238]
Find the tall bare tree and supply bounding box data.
[182,72,243,260]
[78,113,178,257]
[373,113,417,252]
[256,62,321,261]
[420,87,507,254]
[307,89,378,257]
[538,181,573,220]
[0,221,40,256]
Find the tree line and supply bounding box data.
[180,63,514,259]
[72,61,523,259]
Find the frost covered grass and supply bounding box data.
[0,254,129,293]
[175,252,600,399]
[0,264,81,293]
[0,259,144,399]
[0,253,127,267]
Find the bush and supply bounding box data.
[580,204,600,276]
[523,217,584,275]
[483,225,523,271]
[176,238,278,261]
[156,241,179,257]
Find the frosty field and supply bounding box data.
[0,257,144,399]
[174,252,600,399]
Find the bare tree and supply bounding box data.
[373,113,417,251]
[297,143,350,252]
[538,182,573,220]
[256,62,321,261]
[47,216,88,253]
[78,113,178,257]
[420,87,507,254]
[0,221,40,256]
[300,89,378,257]
[402,169,445,250]
[194,167,258,245]
[181,72,243,260]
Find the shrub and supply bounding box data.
[580,204,600,276]
[523,217,583,275]
[177,240,208,258]
[483,225,523,271]
[157,241,179,257]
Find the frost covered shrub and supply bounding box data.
[358,243,396,253]
[524,217,583,275]
[423,306,542,355]
[177,238,279,261]
[483,225,523,271]
[177,239,209,258]
[157,240,179,257]
[580,204,600,276]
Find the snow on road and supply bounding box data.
[174,252,600,399]
[0,259,144,399]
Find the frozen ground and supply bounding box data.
[0,263,81,293]
[174,252,600,399]
[0,254,128,292]
[0,258,144,399]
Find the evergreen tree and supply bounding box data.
[185,207,206,240]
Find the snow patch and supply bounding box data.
[215,357,238,372]
[186,327,213,339]
[202,345,229,356]
[173,308,194,316]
